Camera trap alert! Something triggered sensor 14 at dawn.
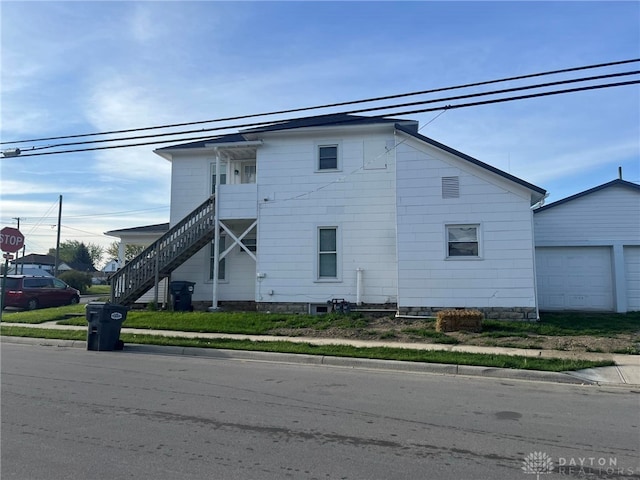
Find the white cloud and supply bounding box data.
[129,4,157,44]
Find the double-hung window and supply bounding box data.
[318,227,337,278]
[243,164,256,184]
[209,236,226,280]
[318,145,338,170]
[446,225,480,258]
[211,162,227,194]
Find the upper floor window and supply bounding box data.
[318,145,338,170]
[211,162,227,194]
[243,164,256,184]
[446,225,480,258]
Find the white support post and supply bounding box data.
[210,149,222,311]
[118,242,126,268]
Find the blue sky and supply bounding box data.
[1,1,638,265]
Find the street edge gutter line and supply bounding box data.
[0,335,610,387]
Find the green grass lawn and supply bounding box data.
[0,324,614,372]
[2,307,637,369]
[487,311,640,337]
[86,285,111,295]
[3,307,639,338]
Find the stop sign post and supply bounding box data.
[1,226,25,316]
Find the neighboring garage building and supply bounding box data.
[534,178,640,313]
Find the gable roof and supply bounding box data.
[534,179,640,213]
[154,113,546,201]
[241,113,418,134]
[13,254,57,266]
[155,114,418,153]
[394,124,547,198]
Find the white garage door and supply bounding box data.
[625,246,640,311]
[536,247,613,311]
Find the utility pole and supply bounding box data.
[54,195,62,277]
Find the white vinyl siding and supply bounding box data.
[534,184,639,245]
[395,134,537,310]
[256,131,397,304]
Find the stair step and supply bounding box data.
[109,196,217,306]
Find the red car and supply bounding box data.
[2,275,80,310]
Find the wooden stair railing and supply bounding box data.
[110,195,216,305]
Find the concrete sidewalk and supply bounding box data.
[2,321,639,387]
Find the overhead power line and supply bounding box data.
[2,58,638,146]
[19,69,639,153]
[10,78,640,158]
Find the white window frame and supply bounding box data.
[242,164,257,184]
[209,235,227,281]
[445,224,482,259]
[315,226,341,282]
[210,161,228,195]
[316,142,341,172]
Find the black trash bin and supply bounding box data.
[86,302,129,351]
[169,281,196,311]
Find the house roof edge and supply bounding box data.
[534,178,640,213]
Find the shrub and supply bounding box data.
[58,271,93,294]
[436,309,484,333]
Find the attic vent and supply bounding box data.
[442,176,460,199]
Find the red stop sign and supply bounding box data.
[0,227,25,253]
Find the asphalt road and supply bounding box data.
[2,343,639,480]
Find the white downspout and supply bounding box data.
[210,149,221,311]
[356,268,363,305]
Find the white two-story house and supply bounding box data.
[111,114,546,320]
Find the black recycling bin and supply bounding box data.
[170,281,196,311]
[86,302,129,351]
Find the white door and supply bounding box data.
[536,247,614,311]
[625,246,640,311]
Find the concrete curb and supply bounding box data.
[1,336,597,386]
